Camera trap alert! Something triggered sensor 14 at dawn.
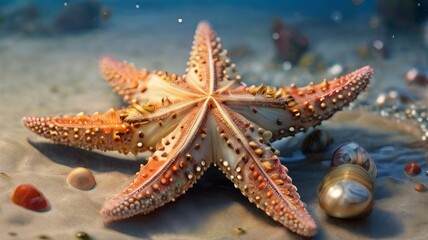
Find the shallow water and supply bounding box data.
[1,1,427,239]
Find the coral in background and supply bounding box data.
[272,17,309,64]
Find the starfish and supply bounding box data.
[22,21,373,237]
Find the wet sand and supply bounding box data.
[1,3,427,240]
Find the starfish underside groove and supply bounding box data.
[22,21,373,237]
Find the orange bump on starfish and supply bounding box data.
[22,21,373,237]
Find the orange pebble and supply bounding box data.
[12,184,49,211]
[415,183,426,192]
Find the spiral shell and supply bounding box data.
[318,164,374,218]
[332,142,377,180]
[66,167,96,190]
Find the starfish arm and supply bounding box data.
[101,106,212,220]
[222,66,373,140]
[22,109,144,154]
[22,104,194,154]
[100,55,200,106]
[208,104,317,237]
[185,21,243,94]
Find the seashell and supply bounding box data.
[67,167,96,190]
[301,129,333,154]
[12,184,49,211]
[318,164,374,219]
[404,161,421,176]
[332,142,377,180]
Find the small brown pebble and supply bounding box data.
[50,84,59,93]
[232,227,246,235]
[8,232,17,236]
[404,161,421,176]
[38,235,51,240]
[75,231,91,240]
[415,183,427,192]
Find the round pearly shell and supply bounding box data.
[318,164,374,219]
[67,167,96,190]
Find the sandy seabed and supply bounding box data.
[1,3,427,240]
